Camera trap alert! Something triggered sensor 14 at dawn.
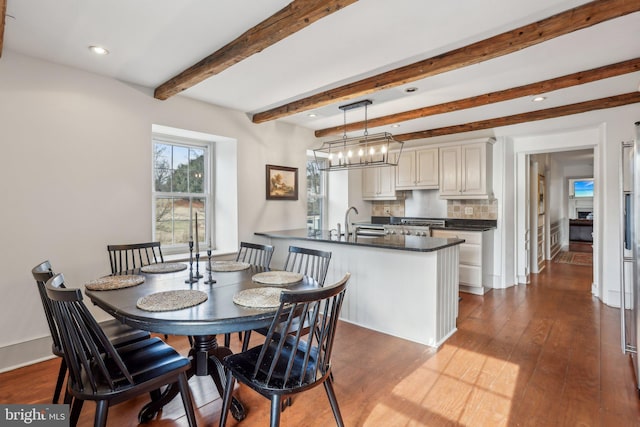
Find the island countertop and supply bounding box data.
[255,228,464,252]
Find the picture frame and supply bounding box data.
[538,174,545,215]
[266,164,298,200]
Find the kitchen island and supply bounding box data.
[254,229,464,347]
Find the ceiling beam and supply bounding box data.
[0,0,7,58]
[314,58,640,137]
[154,0,358,100]
[252,0,640,123]
[393,92,640,141]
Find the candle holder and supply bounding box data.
[194,253,203,279]
[204,248,216,284]
[185,240,198,284]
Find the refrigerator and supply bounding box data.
[621,121,640,397]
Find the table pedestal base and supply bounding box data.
[138,335,246,423]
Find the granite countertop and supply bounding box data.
[354,218,497,232]
[255,229,464,253]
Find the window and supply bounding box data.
[307,157,327,231]
[153,136,211,250]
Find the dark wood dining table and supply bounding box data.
[84,262,318,422]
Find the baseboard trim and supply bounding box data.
[0,336,55,373]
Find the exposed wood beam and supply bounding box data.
[0,0,7,58]
[315,58,640,137]
[154,0,358,100]
[252,0,640,123]
[393,92,640,141]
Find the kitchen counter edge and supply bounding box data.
[255,229,464,252]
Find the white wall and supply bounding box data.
[0,51,315,369]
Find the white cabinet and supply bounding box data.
[439,141,493,199]
[396,148,439,190]
[431,229,493,295]
[362,165,397,200]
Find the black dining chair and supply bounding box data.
[219,273,350,427]
[31,260,150,404]
[107,242,164,274]
[223,242,276,347]
[236,241,274,268]
[45,273,197,427]
[241,245,331,351]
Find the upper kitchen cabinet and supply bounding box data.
[439,139,494,199]
[362,164,397,200]
[396,147,439,190]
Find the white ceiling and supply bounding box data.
[4,0,640,139]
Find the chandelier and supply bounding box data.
[313,100,403,171]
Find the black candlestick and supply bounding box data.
[204,248,216,284]
[185,240,198,284]
[195,253,203,279]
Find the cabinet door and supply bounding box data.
[415,148,439,188]
[395,151,416,189]
[377,165,396,197]
[461,143,486,195]
[362,167,378,198]
[439,146,461,196]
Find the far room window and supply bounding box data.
[152,136,211,251]
[307,156,327,231]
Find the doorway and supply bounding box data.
[514,127,600,297]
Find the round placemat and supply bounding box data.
[233,287,282,308]
[140,262,187,274]
[252,271,303,286]
[137,290,208,312]
[207,261,251,272]
[85,275,145,291]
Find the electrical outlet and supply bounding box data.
[464,207,474,215]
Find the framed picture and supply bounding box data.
[538,174,545,215]
[266,164,298,200]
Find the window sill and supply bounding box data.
[163,250,237,263]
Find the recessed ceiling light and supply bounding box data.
[307,113,317,118]
[404,87,418,93]
[391,124,401,128]
[532,96,546,102]
[89,45,109,55]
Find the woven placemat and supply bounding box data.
[85,275,145,291]
[233,287,282,308]
[137,289,208,312]
[141,262,188,274]
[252,271,303,286]
[207,261,251,272]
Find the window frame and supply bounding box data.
[152,134,214,254]
[306,154,328,232]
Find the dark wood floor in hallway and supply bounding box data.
[1,260,639,426]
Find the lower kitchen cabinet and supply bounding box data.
[431,228,494,295]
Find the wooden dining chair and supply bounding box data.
[107,242,164,274]
[31,261,150,404]
[241,245,331,351]
[45,273,197,427]
[219,273,350,427]
[236,241,274,268]
[223,242,276,347]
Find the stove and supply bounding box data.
[383,218,445,237]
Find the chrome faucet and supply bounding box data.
[344,206,359,238]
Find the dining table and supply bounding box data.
[84,260,318,423]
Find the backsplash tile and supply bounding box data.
[447,199,498,219]
[372,200,405,217]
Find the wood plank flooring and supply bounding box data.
[2,260,639,426]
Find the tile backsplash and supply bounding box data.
[447,199,498,220]
[372,197,498,220]
[371,200,405,217]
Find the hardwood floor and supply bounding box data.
[2,261,639,426]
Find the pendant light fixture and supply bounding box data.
[313,100,403,172]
